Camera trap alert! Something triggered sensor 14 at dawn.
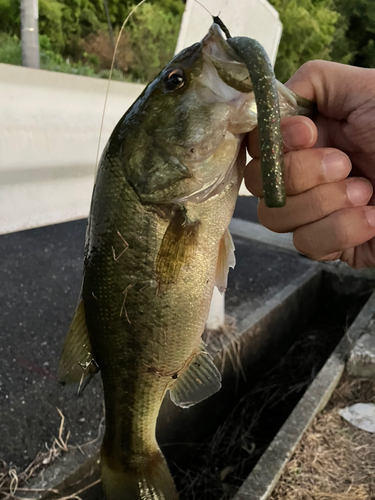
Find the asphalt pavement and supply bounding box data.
[0,196,312,471]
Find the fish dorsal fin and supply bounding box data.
[58,299,99,394]
[215,228,236,293]
[169,342,222,408]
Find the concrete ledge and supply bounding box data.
[229,218,296,254]
[233,289,375,500]
[0,63,144,234]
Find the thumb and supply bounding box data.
[285,60,375,121]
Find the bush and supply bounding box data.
[269,0,339,82]
[81,30,133,72]
[0,32,22,65]
[330,0,375,68]
[39,34,97,75]
[125,2,183,82]
[0,0,19,35]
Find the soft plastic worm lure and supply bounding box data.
[228,35,286,207]
[214,16,315,208]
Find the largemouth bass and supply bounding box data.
[59,21,313,500]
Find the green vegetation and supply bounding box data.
[0,33,22,65]
[331,0,375,69]
[270,0,375,82]
[269,0,339,82]
[0,0,184,82]
[0,0,375,83]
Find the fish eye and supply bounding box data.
[164,69,186,92]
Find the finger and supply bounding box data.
[293,206,375,261]
[340,238,375,268]
[246,148,352,197]
[257,177,373,233]
[286,60,375,121]
[248,115,317,158]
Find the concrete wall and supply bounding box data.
[0,64,144,234]
[176,0,282,199]
[0,0,282,235]
[176,0,282,66]
[176,0,282,328]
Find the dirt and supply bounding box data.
[270,375,375,500]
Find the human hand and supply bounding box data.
[245,60,375,268]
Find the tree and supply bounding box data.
[331,0,375,69]
[269,0,339,82]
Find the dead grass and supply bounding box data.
[175,322,346,499]
[0,408,103,500]
[204,314,245,383]
[81,31,134,72]
[270,375,375,500]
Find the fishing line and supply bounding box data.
[194,0,213,19]
[94,0,148,180]
[194,1,231,38]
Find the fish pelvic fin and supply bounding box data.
[58,299,99,394]
[215,228,236,294]
[101,449,178,500]
[169,342,222,409]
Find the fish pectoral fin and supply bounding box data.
[58,299,99,394]
[215,228,236,294]
[156,208,200,286]
[169,343,222,408]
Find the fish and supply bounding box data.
[58,20,314,500]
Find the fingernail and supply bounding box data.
[282,121,314,149]
[322,153,351,181]
[366,208,375,227]
[347,179,372,206]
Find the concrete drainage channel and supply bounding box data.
[7,217,375,500]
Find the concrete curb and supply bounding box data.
[233,290,375,500]
[229,219,296,254]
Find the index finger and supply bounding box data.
[286,60,375,121]
[248,115,317,158]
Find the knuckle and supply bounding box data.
[298,60,327,79]
[257,204,283,233]
[285,152,309,193]
[293,229,314,259]
[293,228,314,259]
[313,187,333,218]
[332,210,352,248]
[257,204,270,228]
[311,183,346,220]
[245,160,262,195]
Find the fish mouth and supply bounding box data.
[201,23,253,93]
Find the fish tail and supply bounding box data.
[101,448,179,500]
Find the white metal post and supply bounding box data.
[20,0,40,69]
[175,0,282,329]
